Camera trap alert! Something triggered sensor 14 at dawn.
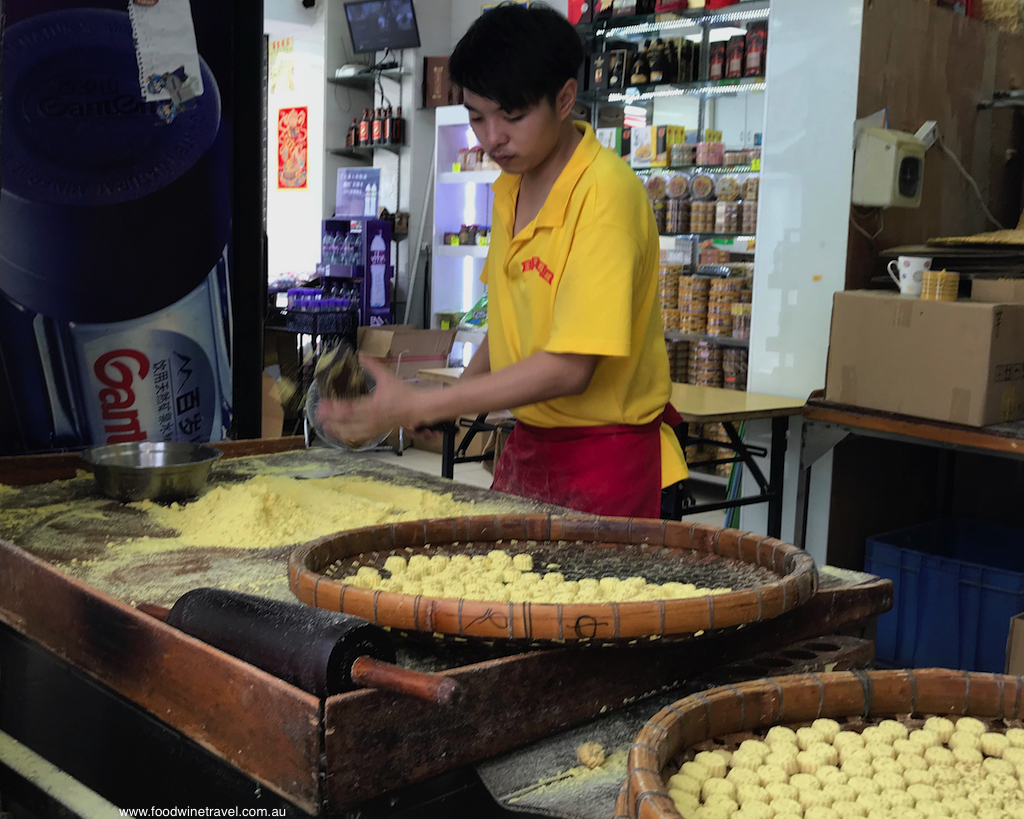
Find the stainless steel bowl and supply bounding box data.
[81,441,223,503]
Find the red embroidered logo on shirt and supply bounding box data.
[522,256,553,284]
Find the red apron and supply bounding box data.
[491,416,663,518]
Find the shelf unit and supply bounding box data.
[326,68,405,90]
[432,106,494,366]
[327,143,403,163]
[435,245,490,258]
[578,2,769,393]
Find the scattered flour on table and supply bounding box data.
[129,474,482,549]
[508,749,628,803]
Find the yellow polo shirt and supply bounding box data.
[481,122,687,486]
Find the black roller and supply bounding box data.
[165,588,396,698]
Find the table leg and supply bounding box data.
[767,416,789,539]
[441,424,456,480]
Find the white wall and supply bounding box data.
[737,0,865,561]
[265,6,328,282]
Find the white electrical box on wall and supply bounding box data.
[851,127,926,208]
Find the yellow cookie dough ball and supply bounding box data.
[872,772,904,792]
[898,753,928,772]
[511,553,533,571]
[906,783,939,803]
[861,727,883,745]
[736,802,773,819]
[703,795,739,816]
[864,742,896,762]
[679,761,711,783]
[817,766,848,786]
[840,748,873,767]
[923,717,955,744]
[879,789,915,809]
[800,790,835,811]
[948,732,980,752]
[772,797,804,815]
[805,809,840,819]
[951,746,982,766]
[871,757,903,776]
[384,555,407,575]
[915,802,951,818]
[833,732,866,752]
[847,776,880,795]
[841,760,874,780]
[766,781,800,802]
[739,739,772,761]
[486,549,512,569]
[982,756,1015,777]
[798,751,823,774]
[798,728,827,751]
[892,739,921,757]
[694,751,728,779]
[731,748,764,771]
[980,732,1010,758]
[943,798,973,815]
[908,730,941,750]
[931,766,960,785]
[408,554,432,573]
[667,774,703,798]
[669,790,700,817]
[727,767,762,788]
[767,725,800,748]
[827,784,857,804]
[813,719,843,744]
[954,717,986,736]
[1006,727,1024,748]
[856,792,884,813]
[923,746,954,767]
[831,801,867,818]
[902,768,935,787]
[878,720,909,742]
[735,784,770,806]
[701,777,735,800]
[790,773,822,792]
[757,764,790,787]
[765,751,799,775]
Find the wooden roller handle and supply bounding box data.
[350,655,461,707]
[137,603,171,621]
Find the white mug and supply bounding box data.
[887,256,931,296]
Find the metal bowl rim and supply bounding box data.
[80,441,224,470]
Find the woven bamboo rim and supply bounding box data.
[617,668,1024,819]
[288,514,817,644]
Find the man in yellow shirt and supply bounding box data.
[321,3,686,517]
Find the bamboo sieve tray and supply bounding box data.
[288,514,817,645]
[618,668,1024,819]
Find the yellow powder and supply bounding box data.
[129,474,481,549]
[0,483,17,495]
[509,749,629,803]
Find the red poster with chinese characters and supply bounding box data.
[277,106,308,189]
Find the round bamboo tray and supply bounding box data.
[618,668,1024,819]
[288,514,817,644]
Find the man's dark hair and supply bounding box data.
[449,3,584,112]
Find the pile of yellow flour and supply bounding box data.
[131,474,478,549]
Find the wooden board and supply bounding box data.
[669,384,805,425]
[804,397,1024,458]
[322,571,892,810]
[0,538,323,814]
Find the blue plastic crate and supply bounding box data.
[866,519,1024,673]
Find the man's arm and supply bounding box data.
[319,348,598,443]
[413,349,596,426]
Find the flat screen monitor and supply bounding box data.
[344,0,421,54]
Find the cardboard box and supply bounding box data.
[261,372,285,439]
[423,57,452,108]
[973,279,1024,304]
[630,126,655,169]
[651,125,686,167]
[357,327,457,380]
[825,291,1024,427]
[1008,613,1024,675]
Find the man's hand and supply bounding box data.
[317,354,430,444]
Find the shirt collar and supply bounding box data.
[491,122,601,233]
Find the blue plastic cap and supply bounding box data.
[0,8,230,323]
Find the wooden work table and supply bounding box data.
[0,438,885,816]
